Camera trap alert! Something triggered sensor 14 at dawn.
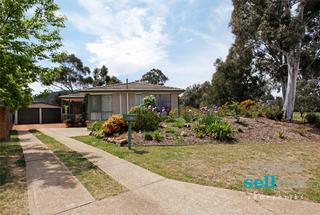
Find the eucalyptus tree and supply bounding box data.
[231,0,320,120]
[141,69,169,85]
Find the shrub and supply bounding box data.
[141,95,157,109]
[192,122,207,138]
[305,113,318,124]
[181,112,193,122]
[315,116,320,128]
[144,132,153,141]
[264,105,283,121]
[200,112,221,126]
[240,99,255,107]
[88,121,104,131]
[103,115,127,137]
[153,130,163,142]
[227,102,243,122]
[172,117,186,128]
[207,122,234,141]
[130,106,160,131]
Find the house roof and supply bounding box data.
[59,93,86,99]
[28,103,61,109]
[81,81,185,93]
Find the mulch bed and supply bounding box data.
[95,117,320,146]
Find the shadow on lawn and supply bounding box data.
[131,148,149,155]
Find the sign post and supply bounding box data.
[123,114,137,149]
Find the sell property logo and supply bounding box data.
[244,176,276,189]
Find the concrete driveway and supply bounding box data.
[32,128,320,215]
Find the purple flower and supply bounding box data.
[162,106,166,113]
[200,106,209,113]
[213,104,218,113]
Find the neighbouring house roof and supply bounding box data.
[81,81,185,93]
[59,93,86,100]
[27,103,61,109]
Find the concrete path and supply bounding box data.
[18,131,94,215]
[38,128,320,215]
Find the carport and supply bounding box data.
[15,103,62,125]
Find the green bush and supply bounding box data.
[315,117,320,128]
[172,117,186,128]
[227,102,243,122]
[192,122,207,138]
[153,130,164,142]
[306,113,318,124]
[207,122,234,141]
[130,106,160,131]
[200,112,222,126]
[91,121,104,131]
[144,132,153,141]
[181,112,193,122]
[263,105,283,121]
[141,95,157,109]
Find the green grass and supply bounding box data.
[74,135,320,203]
[30,130,127,200]
[0,131,28,215]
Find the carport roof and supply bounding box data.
[28,103,61,109]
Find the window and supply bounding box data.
[90,95,112,120]
[156,94,171,111]
[135,94,143,106]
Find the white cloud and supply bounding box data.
[68,0,169,76]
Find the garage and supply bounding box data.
[16,103,62,125]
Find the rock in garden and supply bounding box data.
[159,122,168,128]
[116,139,128,147]
[181,131,188,137]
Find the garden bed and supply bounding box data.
[95,116,320,146]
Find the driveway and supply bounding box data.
[13,123,67,131]
[33,128,320,214]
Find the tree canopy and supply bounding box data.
[0,0,65,110]
[43,54,93,92]
[230,0,320,120]
[93,65,121,87]
[141,69,169,85]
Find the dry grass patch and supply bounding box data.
[0,131,28,215]
[74,135,320,203]
[30,130,127,200]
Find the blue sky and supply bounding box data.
[31,0,234,94]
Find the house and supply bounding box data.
[0,105,13,140]
[14,103,62,125]
[60,81,184,122]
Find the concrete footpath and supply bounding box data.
[38,128,320,215]
[18,131,94,215]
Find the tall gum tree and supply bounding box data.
[231,0,319,121]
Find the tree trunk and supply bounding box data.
[282,55,299,121]
[282,0,305,121]
[281,79,287,100]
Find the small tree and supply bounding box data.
[141,69,169,85]
[0,0,65,110]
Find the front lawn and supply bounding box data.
[31,130,127,200]
[74,135,320,203]
[0,131,28,215]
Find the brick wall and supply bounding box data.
[0,106,11,140]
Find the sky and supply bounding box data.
[31,0,234,94]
